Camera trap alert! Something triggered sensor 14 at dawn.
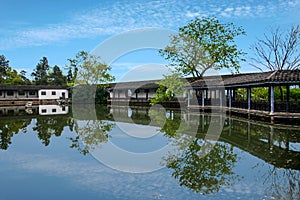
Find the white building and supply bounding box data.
[0,85,69,100]
[38,89,68,100]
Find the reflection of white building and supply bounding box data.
[39,105,69,115]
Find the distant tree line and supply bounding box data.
[0,50,114,87]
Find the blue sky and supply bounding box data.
[1,0,299,81]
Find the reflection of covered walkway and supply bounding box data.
[107,106,300,170]
[188,70,300,119]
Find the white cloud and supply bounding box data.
[0,0,299,50]
[0,151,196,199]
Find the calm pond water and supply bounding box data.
[0,104,300,200]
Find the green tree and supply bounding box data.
[4,68,23,85]
[0,55,10,83]
[66,58,79,86]
[19,70,32,85]
[150,73,186,105]
[31,57,50,85]
[74,51,115,85]
[49,65,67,86]
[70,51,115,104]
[160,17,246,79]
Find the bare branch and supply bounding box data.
[251,25,300,71]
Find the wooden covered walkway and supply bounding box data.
[187,70,300,119]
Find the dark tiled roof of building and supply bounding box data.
[190,70,300,88]
[108,79,160,90]
[0,85,68,90]
[267,70,300,82]
[46,70,300,91]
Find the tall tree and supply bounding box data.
[49,65,67,86]
[251,25,300,71]
[66,58,79,86]
[19,70,32,85]
[0,55,10,83]
[70,51,115,104]
[73,51,115,85]
[159,17,246,79]
[31,57,50,85]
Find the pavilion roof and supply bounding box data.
[190,70,300,88]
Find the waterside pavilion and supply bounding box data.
[108,70,300,120]
[187,70,300,119]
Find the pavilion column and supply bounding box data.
[187,89,190,107]
[219,89,223,107]
[270,85,275,114]
[201,90,205,107]
[286,85,290,112]
[228,89,232,109]
[145,89,149,100]
[247,87,251,110]
[232,89,236,101]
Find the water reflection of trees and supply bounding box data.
[165,139,238,194]
[0,118,32,150]
[32,116,73,146]
[149,109,239,194]
[69,105,115,155]
[262,167,300,199]
[69,120,115,155]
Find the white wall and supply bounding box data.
[38,89,68,100]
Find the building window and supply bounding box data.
[41,109,47,113]
[41,91,46,95]
[52,91,56,95]
[52,108,57,113]
[29,91,36,95]
[7,91,14,96]
[18,91,25,96]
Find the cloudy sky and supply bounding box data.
[1,0,299,81]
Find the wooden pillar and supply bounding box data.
[145,89,149,100]
[201,90,205,107]
[232,88,236,101]
[270,85,275,114]
[219,89,223,107]
[228,89,232,109]
[247,87,251,110]
[286,85,290,112]
[187,89,190,107]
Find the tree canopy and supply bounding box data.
[150,72,186,105]
[74,51,115,85]
[31,57,50,85]
[160,17,246,79]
